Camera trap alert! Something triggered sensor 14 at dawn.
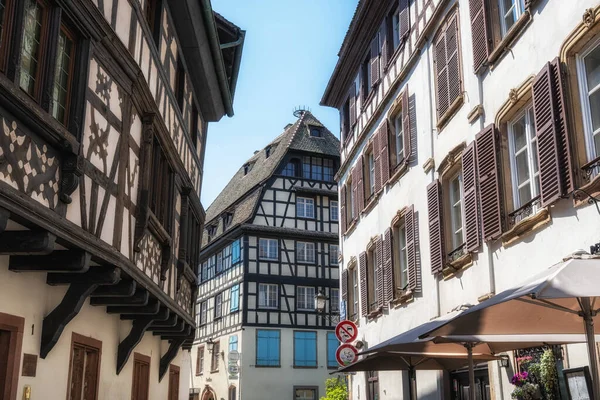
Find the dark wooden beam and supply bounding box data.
[159,338,185,382]
[47,266,121,285]
[0,230,56,255]
[10,250,89,273]
[147,314,178,327]
[40,267,121,358]
[152,320,185,335]
[89,288,148,306]
[107,300,160,315]
[120,306,170,321]
[116,307,170,375]
[91,280,136,297]
[160,325,192,339]
[0,207,9,233]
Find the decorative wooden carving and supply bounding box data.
[89,288,149,306]
[133,114,155,252]
[107,300,160,315]
[158,338,185,382]
[59,142,84,204]
[41,267,121,358]
[0,231,56,255]
[91,280,136,297]
[148,315,178,328]
[10,250,89,273]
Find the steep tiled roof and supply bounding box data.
[202,111,340,247]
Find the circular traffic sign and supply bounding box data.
[335,320,358,343]
[336,343,359,367]
[228,350,240,362]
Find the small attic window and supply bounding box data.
[222,212,233,229]
[310,127,322,137]
[206,225,217,241]
[243,163,252,175]
[265,146,271,158]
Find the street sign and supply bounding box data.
[335,320,358,343]
[228,350,240,363]
[336,343,358,367]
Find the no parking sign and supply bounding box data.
[335,320,358,343]
[335,343,359,367]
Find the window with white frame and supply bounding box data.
[296,242,315,263]
[394,113,404,165]
[351,268,358,320]
[259,238,278,260]
[214,292,223,318]
[297,286,315,310]
[330,200,339,221]
[297,197,315,218]
[395,220,409,291]
[199,301,207,325]
[498,0,526,38]
[329,244,338,266]
[578,38,600,171]
[368,151,375,196]
[508,106,540,210]
[448,172,464,250]
[259,283,278,309]
[330,288,339,312]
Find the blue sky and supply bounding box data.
[201,0,358,206]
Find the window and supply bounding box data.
[367,247,378,312]
[20,0,49,99]
[228,386,237,400]
[214,292,223,319]
[196,346,204,376]
[256,330,280,367]
[223,245,232,270]
[330,288,339,312]
[296,197,315,218]
[361,55,371,101]
[259,238,278,260]
[132,353,150,400]
[367,371,379,400]
[206,225,217,241]
[367,150,375,197]
[302,156,334,181]
[578,39,600,170]
[144,0,161,44]
[232,239,241,265]
[296,242,315,263]
[243,163,250,175]
[207,256,216,280]
[297,286,315,311]
[348,267,358,320]
[68,333,101,400]
[216,251,223,274]
[200,261,208,283]
[229,335,238,352]
[329,244,339,266]
[330,201,339,221]
[433,10,461,125]
[230,284,240,312]
[324,159,335,181]
[175,59,185,111]
[310,127,322,137]
[448,172,464,250]
[222,213,233,230]
[282,158,301,177]
[391,6,401,50]
[184,205,202,271]
[508,106,540,210]
[149,138,174,230]
[327,332,339,368]
[199,301,207,325]
[51,24,76,125]
[498,0,526,38]
[0,0,15,71]
[258,283,278,309]
[293,331,317,367]
[265,146,271,158]
[210,341,220,372]
[191,104,199,148]
[394,219,409,292]
[345,178,355,222]
[393,113,404,165]
[295,388,317,400]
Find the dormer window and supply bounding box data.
[243,163,252,175]
[310,127,322,137]
[222,213,233,229]
[206,225,217,241]
[265,146,271,158]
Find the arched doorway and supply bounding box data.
[201,386,216,400]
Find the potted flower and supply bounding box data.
[510,372,541,400]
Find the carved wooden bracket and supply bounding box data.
[133,114,155,252]
[158,338,185,382]
[59,144,84,204]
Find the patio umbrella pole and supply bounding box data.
[581,297,600,398]
[408,366,416,400]
[465,343,475,400]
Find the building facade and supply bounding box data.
[322,0,600,398]
[0,0,243,399]
[191,111,341,400]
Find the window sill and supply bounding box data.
[258,306,279,310]
[367,307,383,320]
[297,216,316,221]
[501,207,551,248]
[391,290,414,308]
[488,11,532,68]
[437,95,464,132]
[258,258,278,262]
[296,261,317,265]
[293,365,318,369]
[343,218,359,237]
[574,168,600,207]
[361,193,380,216]
[387,161,409,187]
[361,91,376,112]
[442,252,473,279]
[210,369,219,374]
[254,365,281,368]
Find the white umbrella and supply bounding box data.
[419,253,600,397]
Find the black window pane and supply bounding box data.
[52,28,74,125]
[20,0,45,96]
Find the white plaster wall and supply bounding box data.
[0,257,190,400]
[337,0,600,398]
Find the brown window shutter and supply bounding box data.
[476,124,503,241]
[462,142,480,252]
[370,34,380,87]
[446,13,461,110]
[405,205,421,292]
[469,0,491,74]
[340,108,347,145]
[376,236,384,309]
[340,185,347,233]
[359,251,368,317]
[351,167,359,220]
[427,180,445,274]
[374,128,382,193]
[402,87,412,162]
[349,85,357,128]
[532,59,574,207]
[341,269,348,303]
[434,28,449,119]
[380,122,390,184]
[383,228,393,304]
[399,0,410,41]
[356,157,365,212]
[380,21,388,70]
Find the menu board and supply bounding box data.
[563,367,592,400]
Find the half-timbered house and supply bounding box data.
[323,0,600,398]
[0,1,244,399]
[190,110,341,400]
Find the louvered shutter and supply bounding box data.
[340,108,347,145]
[374,128,382,193]
[402,87,412,162]
[341,269,348,303]
[446,13,461,110]
[406,205,420,292]
[376,236,384,309]
[349,84,357,128]
[427,180,445,274]
[370,34,380,88]
[356,157,365,212]
[380,122,390,184]
[476,124,503,241]
[532,59,574,207]
[340,185,347,233]
[359,252,368,317]
[434,28,449,119]
[351,167,359,220]
[469,0,491,74]
[383,228,393,304]
[462,142,480,252]
[380,21,389,70]
[399,0,410,41]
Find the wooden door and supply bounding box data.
[68,334,101,400]
[0,330,10,397]
[167,365,180,400]
[132,354,150,400]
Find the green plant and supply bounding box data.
[538,349,558,400]
[320,377,348,400]
[511,382,540,400]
